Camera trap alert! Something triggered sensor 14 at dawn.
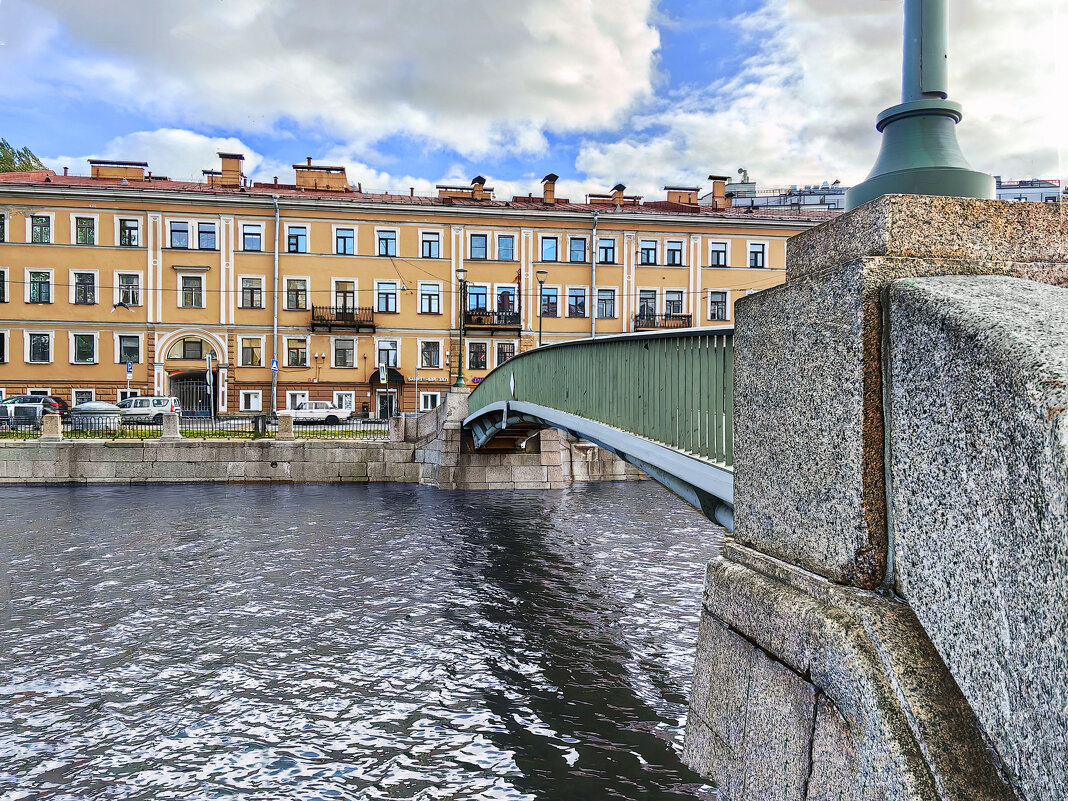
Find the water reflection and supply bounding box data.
[0,482,723,799]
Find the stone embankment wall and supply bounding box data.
[684,196,1068,801]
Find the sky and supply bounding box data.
[0,0,1063,200]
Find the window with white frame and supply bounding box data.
[638,289,657,316]
[496,286,516,313]
[496,341,515,365]
[240,337,262,367]
[467,284,488,311]
[30,215,51,243]
[569,238,586,263]
[0,331,6,363]
[377,230,397,256]
[748,242,767,268]
[336,227,355,255]
[27,332,52,363]
[598,238,616,263]
[376,281,398,313]
[420,392,441,411]
[287,225,308,253]
[639,240,657,265]
[117,334,141,363]
[285,278,308,310]
[469,234,488,260]
[665,290,684,315]
[71,333,96,364]
[240,277,264,308]
[240,390,262,412]
[334,280,356,309]
[286,391,309,410]
[597,288,616,319]
[419,283,440,314]
[75,216,95,245]
[497,235,515,261]
[709,290,729,321]
[73,271,96,305]
[540,236,558,262]
[666,240,684,265]
[333,391,355,410]
[468,341,487,370]
[242,224,262,251]
[567,287,587,318]
[286,337,308,367]
[117,388,140,401]
[117,273,141,306]
[169,221,189,249]
[377,339,398,367]
[0,268,6,303]
[28,270,51,303]
[334,337,355,368]
[73,389,95,406]
[709,241,728,266]
[179,274,204,308]
[539,286,558,317]
[420,340,440,369]
[198,222,217,250]
[0,213,6,242]
[118,218,140,247]
[420,232,440,259]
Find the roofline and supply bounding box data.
[87,159,149,167]
[0,182,829,230]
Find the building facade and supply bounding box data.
[0,155,830,416]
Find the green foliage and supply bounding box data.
[0,139,46,172]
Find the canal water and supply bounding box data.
[1,482,724,800]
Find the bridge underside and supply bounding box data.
[464,400,734,530]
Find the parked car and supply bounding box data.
[116,396,183,423]
[290,401,352,425]
[0,394,69,419]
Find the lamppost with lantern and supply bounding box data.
[454,267,468,387]
[536,269,548,347]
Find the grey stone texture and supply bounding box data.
[888,275,1068,799]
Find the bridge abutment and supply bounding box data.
[685,196,1068,799]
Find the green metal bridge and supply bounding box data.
[464,328,736,529]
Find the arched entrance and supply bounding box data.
[163,336,221,417]
[368,367,405,418]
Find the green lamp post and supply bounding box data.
[453,267,468,388]
[845,0,994,210]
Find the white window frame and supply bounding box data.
[565,285,589,319]
[332,224,357,256]
[638,238,659,265]
[419,228,444,259]
[330,276,359,308]
[466,338,490,371]
[113,270,144,306]
[69,212,100,246]
[69,268,99,305]
[240,390,263,412]
[113,331,144,364]
[285,335,310,368]
[0,268,8,303]
[238,334,266,367]
[663,286,688,314]
[493,338,519,369]
[747,240,770,269]
[283,275,311,310]
[72,388,96,406]
[0,211,7,243]
[285,390,309,410]
[166,218,193,249]
[27,387,52,396]
[374,337,400,367]
[0,329,8,364]
[417,338,444,370]
[332,390,356,410]
[331,335,357,369]
[538,284,562,318]
[25,211,55,244]
[492,282,519,313]
[665,239,686,267]
[537,233,559,263]
[595,286,618,319]
[24,267,54,304]
[117,388,140,401]
[237,273,267,309]
[597,236,619,264]
[707,288,731,322]
[375,227,399,257]
[465,282,490,312]
[707,240,731,267]
[25,330,54,364]
[636,286,660,315]
[114,215,144,248]
[467,230,491,260]
[68,331,99,364]
[494,232,517,261]
[177,272,206,308]
[567,235,589,264]
[284,222,309,254]
[374,279,400,313]
[420,391,443,411]
[417,281,442,315]
[240,221,264,252]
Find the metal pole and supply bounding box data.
[270,194,280,414]
[538,283,544,346]
[903,0,948,102]
[454,274,467,388]
[590,211,598,338]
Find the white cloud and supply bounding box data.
[576,0,1065,193]
[7,0,660,160]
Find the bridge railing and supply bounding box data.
[468,327,734,468]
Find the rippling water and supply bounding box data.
[0,482,723,800]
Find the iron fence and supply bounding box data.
[0,416,42,440]
[293,418,389,439]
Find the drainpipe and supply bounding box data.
[590,211,598,338]
[270,194,280,414]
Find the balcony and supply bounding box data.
[633,312,693,330]
[311,305,376,331]
[464,308,521,334]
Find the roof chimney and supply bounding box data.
[707,174,732,210]
[306,157,313,166]
[542,173,558,205]
[611,183,626,206]
[471,175,487,200]
[217,152,245,188]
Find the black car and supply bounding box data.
[0,394,70,419]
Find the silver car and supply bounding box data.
[117,396,183,423]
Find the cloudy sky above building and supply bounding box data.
[0,0,1062,198]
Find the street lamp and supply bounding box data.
[536,269,548,347]
[454,267,468,387]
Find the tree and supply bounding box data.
[0,139,46,172]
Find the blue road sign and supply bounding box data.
[271,359,279,373]
[125,360,133,376]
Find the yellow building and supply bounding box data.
[0,154,831,416]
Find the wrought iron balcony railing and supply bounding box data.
[633,312,692,330]
[311,305,376,330]
[464,308,521,329]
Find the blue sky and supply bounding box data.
[0,0,1062,199]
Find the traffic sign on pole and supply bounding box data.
[271,358,279,373]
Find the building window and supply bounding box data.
[240,277,263,308]
[287,226,307,253]
[170,221,189,249]
[377,340,398,367]
[334,337,355,368]
[420,392,441,411]
[73,272,96,305]
[240,337,262,367]
[638,289,657,316]
[709,241,728,266]
[28,333,51,363]
[72,334,95,364]
[285,278,307,310]
[75,217,95,245]
[467,284,488,311]
[639,240,657,265]
[468,342,487,370]
[118,273,141,306]
[335,280,355,310]
[180,275,203,308]
[540,287,558,317]
[496,342,515,365]
[709,291,728,321]
[421,233,440,259]
[569,238,586,263]
[240,390,262,412]
[31,216,50,244]
[420,284,440,314]
[376,281,398,313]
[470,234,488,260]
[73,389,94,406]
[119,218,139,247]
[540,237,558,262]
[333,391,355,410]
[665,290,684,315]
[198,222,216,250]
[336,228,355,255]
[0,331,5,363]
[0,270,5,303]
[117,389,140,401]
[749,242,767,268]
[242,225,261,251]
[420,340,440,369]
[598,238,615,264]
[29,271,51,303]
[666,241,684,266]
[568,287,587,318]
[597,288,616,319]
[498,235,514,261]
[118,335,141,363]
[287,338,307,367]
[496,287,515,313]
[0,214,5,242]
[164,338,209,360]
[377,230,397,257]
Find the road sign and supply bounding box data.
[125,360,133,377]
[270,358,279,373]
[379,363,387,384]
